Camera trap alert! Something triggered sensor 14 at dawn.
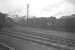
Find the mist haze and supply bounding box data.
[0,0,75,18]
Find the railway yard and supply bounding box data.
[0,25,75,50]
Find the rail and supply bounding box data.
[0,31,75,50]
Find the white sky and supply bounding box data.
[0,0,75,18]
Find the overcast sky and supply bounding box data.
[0,0,75,18]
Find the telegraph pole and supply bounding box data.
[27,4,29,21]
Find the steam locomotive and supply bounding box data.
[0,12,6,31]
[65,16,75,32]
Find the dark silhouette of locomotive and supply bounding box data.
[65,16,75,33]
[0,12,6,31]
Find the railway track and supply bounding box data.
[0,31,75,50]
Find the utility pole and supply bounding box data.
[27,4,29,21]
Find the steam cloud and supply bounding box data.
[0,0,75,18]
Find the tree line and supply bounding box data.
[1,12,75,33]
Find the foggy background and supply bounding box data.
[0,0,75,18]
